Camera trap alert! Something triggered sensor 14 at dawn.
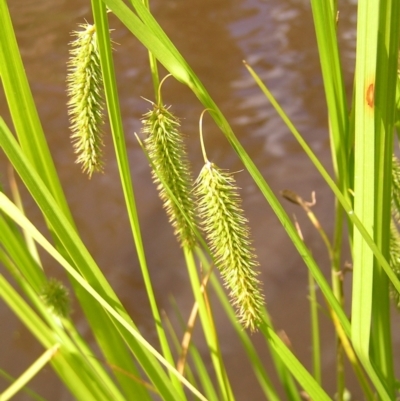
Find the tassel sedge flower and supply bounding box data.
[194,162,264,331]
[142,102,197,248]
[194,113,264,331]
[40,278,71,319]
[389,222,400,309]
[391,154,400,220]
[67,23,105,177]
[390,154,400,308]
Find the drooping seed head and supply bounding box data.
[142,103,197,248]
[195,161,264,331]
[389,221,400,309]
[390,155,400,309]
[67,23,105,177]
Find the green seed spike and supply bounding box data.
[390,154,400,309]
[67,23,105,177]
[142,99,197,248]
[40,278,71,319]
[391,154,400,221]
[195,111,264,331]
[389,222,400,309]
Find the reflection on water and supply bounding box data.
[2,0,395,400]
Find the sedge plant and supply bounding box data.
[67,22,105,177]
[1,0,400,400]
[194,111,264,332]
[141,82,197,248]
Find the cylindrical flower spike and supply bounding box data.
[389,222,400,309]
[390,155,400,309]
[391,154,400,217]
[194,161,264,331]
[67,23,105,177]
[142,103,197,248]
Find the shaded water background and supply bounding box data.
[1,0,399,400]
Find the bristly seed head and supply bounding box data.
[390,154,400,309]
[389,222,400,309]
[67,23,105,178]
[40,278,71,319]
[194,161,264,331]
[142,103,197,248]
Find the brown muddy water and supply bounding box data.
[1,0,399,400]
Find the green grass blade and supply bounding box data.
[351,0,393,399]
[351,0,378,365]
[309,0,350,190]
[0,0,73,223]
[90,3,183,396]
[308,272,321,385]
[0,191,209,401]
[209,272,296,401]
[0,7,142,395]
[0,345,60,401]
[244,62,400,298]
[168,297,220,401]
[137,135,234,399]
[0,276,56,350]
[0,239,128,400]
[102,0,353,337]
[244,59,399,398]
[308,8,350,395]
[133,0,162,102]
[370,0,400,392]
[260,325,333,401]
[0,276,119,401]
[0,369,47,401]
[8,169,42,266]
[0,6,150,395]
[0,214,46,291]
[197,248,300,401]
[0,134,149,401]
[184,248,235,401]
[0,118,188,400]
[2,1,398,400]
[103,0,190,83]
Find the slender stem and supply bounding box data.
[91,3,184,396]
[309,271,321,384]
[157,73,172,106]
[199,109,211,164]
[139,0,161,102]
[186,247,235,401]
[332,199,345,401]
